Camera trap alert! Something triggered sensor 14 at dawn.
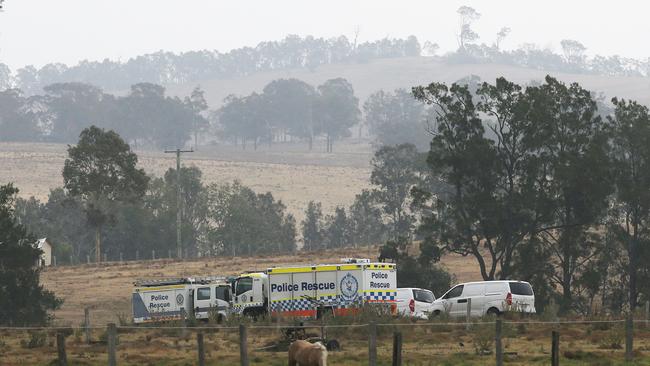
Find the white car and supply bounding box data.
[431,280,536,317]
[396,287,435,320]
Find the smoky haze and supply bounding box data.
[0,0,648,69]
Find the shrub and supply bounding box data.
[20,330,47,349]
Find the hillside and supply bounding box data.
[167,57,650,108]
[41,247,479,326]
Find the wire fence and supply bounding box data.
[1,316,649,366]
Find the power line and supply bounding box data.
[164,148,193,259]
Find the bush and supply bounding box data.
[471,324,494,355]
[21,330,47,349]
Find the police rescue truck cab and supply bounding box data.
[132,277,232,324]
[231,258,397,318]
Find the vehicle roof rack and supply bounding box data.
[134,275,227,287]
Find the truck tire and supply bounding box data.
[487,307,501,316]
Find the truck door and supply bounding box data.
[194,286,212,319]
[235,277,254,307]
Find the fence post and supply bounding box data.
[625,315,633,361]
[53,256,57,267]
[551,330,559,366]
[392,331,402,366]
[168,249,171,259]
[86,255,90,264]
[197,332,205,366]
[368,322,377,366]
[107,323,117,366]
[466,298,472,330]
[152,250,155,260]
[239,324,249,366]
[495,319,503,366]
[645,301,649,328]
[56,332,67,366]
[84,307,91,344]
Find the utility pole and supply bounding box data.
[164,148,193,259]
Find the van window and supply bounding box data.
[462,284,485,297]
[485,282,506,293]
[509,282,533,296]
[197,287,211,300]
[413,289,434,303]
[236,277,253,296]
[216,286,230,301]
[443,285,464,299]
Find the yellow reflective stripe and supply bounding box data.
[339,264,361,270]
[134,285,185,292]
[315,265,337,271]
[267,266,312,274]
[271,297,293,302]
[240,273,265,278]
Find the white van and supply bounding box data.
[396,288,435,320]
[431,281,535,317]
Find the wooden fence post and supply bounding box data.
[53,256,57,267]
[239,324,249,366]
[368,322,377,366]
[625,315,633,361]
[107,323,117,366]
[197,332,205,366]
[86,255,90,264]
[152,250,155,260]
[495,319,503,366]
[645,301,649,328]
[551,330,559,366]
[466,298,472,330]
[392,331,402,366]
[56,332,67,366]
[84,307,91,344]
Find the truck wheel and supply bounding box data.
[487,307,500,316]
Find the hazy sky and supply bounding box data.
[1,0,648,70]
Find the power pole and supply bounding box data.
[164,148,193,259]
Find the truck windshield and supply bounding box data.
[236,277,253,296]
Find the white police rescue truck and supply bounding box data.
[132,277,232,324]
[231,258,397,318]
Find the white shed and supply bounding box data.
[36,238,53,267]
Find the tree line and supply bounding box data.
[3,35,422,95]
[0,82,209,148]
[218,78,359,152]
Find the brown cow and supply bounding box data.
[288,339,328,366]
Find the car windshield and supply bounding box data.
[509,282,533,296]
[413,289,434,303]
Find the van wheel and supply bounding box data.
[487,307,500,316]
[432,310,441,317]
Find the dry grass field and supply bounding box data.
[0,141,372,224]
